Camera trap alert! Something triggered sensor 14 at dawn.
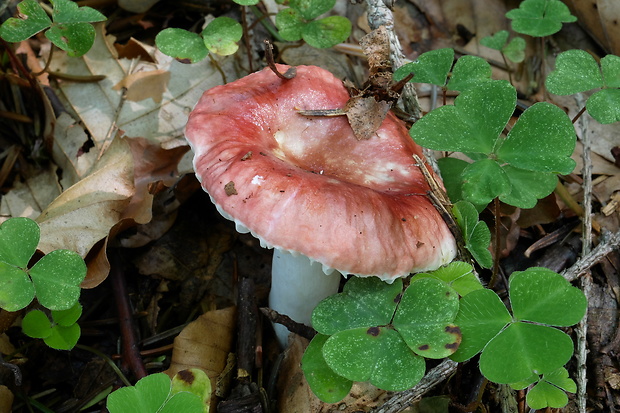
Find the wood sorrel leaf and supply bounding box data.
[497,102,576,174]
[50,0,106,24]
[0,262,34,312]
[0,0,51,42]
[586,89,620,124]
[291,0,336,21]
[452,202,493,269]
[202,17,243,56]
[546,49,604,95]
[544,367,577,392]
[499,166,558,209]
[461,158,511,205]
[410,80,515,154]
[479,322,574,383]
[393,278,461,358]
[302,16,351,49]
[601,54,620,88]
[509,267,587,326]
[0,217,39,268]
[107,373,171,413]
[480,30,509,50]
[276,8,304,41]
[413,261,483,297]
[446,55,493,91]
[156,28,209,63]
[322,327,425,391]
[46,23,96,57]
[526,380,569,409]
[393,48,454,86]
[29,249,87,311]
[302,334,353,403]
[506,0,576,37]
[450,288,511,362]
[312,277,402,335]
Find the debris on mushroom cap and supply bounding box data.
[185,65,457,281]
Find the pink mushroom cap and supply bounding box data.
[186,65,456,281]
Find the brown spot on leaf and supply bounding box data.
[445,341,459,350]
[418,344,430,351]
[177,369,195,384]
[225,181,237,196]
[367,327,380,336]
[445,325,461,335]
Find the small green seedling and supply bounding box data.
[0,0,106,57]
[276,0,351,49]
[106,369,211,413]
[480,30,526,63]
[546,50,620,124]
[505,0,576,37]
[452,201,493,268]
[511,367,577,410]
[22,302,82,350]
[408,78,576,208]
[0,217,86,312]
[303,262,483,402]
[156,17,243,62]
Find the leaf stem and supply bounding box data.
[489,197,501,288]
[75,344,132,387]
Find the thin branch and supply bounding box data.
[370,360,458,413]
[575,93,591,413]
[561,230,620,282]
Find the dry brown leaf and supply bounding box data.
[36,136,134,261]
[166,307,237,411]
[0,386,13,413]
[0,164,61,220]
[563,0,620,54]
[112,69,171,104]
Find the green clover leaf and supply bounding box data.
[312,277,402,335]
[29,249,87,311]
[322,327,425,391]
[0,0,52,42]
[451,202,493,268]
[291,0,336,21]
[451,268,587,385]
[107,373,204,413]
[394,48,455,86]
[547,50,620,123]
[392,278,461,358]
[506,0,576,37]
[156,28,209,63]
[302,16,351,48]
[202,17,243,56]
[22,303,82,350]
[410,81,576,208]
[302,334,353,403]
[276,8,304,41]
[413,261,484,297]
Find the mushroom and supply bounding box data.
[185,65,456,346]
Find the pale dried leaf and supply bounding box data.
[36,136,134,259]
[47,23,235,149]
[112,69,171,104]
[0,165,61,220]
[166,307,236,412]
[563,0,620,55]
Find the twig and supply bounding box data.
[365,0,421,120]
[110,250,147,380]
[561,230,620,282]
[370,359,458,413]
[575,93,591,413]
[259,307,316,340]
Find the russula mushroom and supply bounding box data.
[185,65,457,346]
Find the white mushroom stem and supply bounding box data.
[269,249,342,347]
